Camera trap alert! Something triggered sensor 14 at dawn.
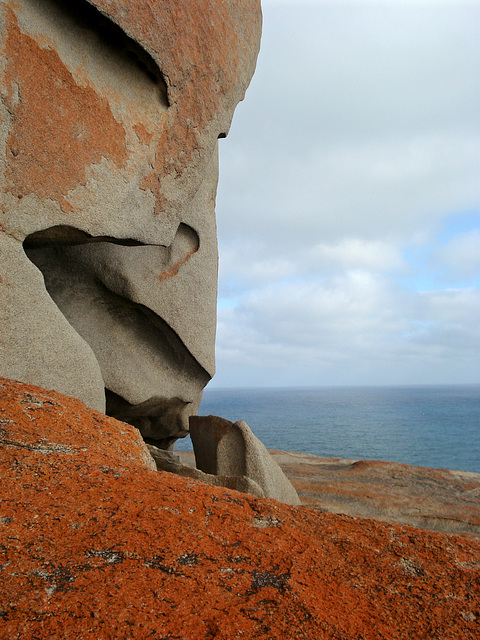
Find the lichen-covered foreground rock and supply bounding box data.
[1,378,479,639]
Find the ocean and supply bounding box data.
[174,385,480,474]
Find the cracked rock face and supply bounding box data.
[0,0,262,446]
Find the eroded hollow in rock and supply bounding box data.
[106,390,191,451]
[23,224,209,451]
[30,0,169,108]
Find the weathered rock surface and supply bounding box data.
[1,377,480,639]
[178,449,480,540]
[274,450,480,540]
[147,443,265,498]
[190,415,301,505]
[0,0,262,445]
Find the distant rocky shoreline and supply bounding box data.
[178,449,480,540]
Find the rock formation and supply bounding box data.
[147,444,266,498]
[1,377,479,639]
[190,415,301,505]
[269,450,480,539]
[0,0,262,447]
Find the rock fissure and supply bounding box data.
[0,438,73,455]
[34,0,169,108]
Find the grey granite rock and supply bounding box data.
[147,443,265,499]
[189,416,301,505]
[0,0,262,446]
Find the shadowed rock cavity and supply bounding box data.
[24,224,209,448]
[21,0,170,110]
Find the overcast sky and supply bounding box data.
[211,0,479,388]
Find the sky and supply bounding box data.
[211,0,480,389]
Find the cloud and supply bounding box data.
[307,238,404,271]
[212,2,480,387]
[215,278,480,386]
[218,237,403,297]
[434,230,480,281]
[218,119,478,252]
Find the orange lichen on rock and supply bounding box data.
[158,246,198,281]
[1,377,479,639]
[132,122,154,145]
[272,450,480,540]
[88,0,262,215]
[2,10,127,212]
[0,377,155,473]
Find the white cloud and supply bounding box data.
[218,130,478,253]
[212,2,480,387]
[214,278,480,386]
[307,238,404,272]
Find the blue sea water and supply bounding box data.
[174,385,480,473]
